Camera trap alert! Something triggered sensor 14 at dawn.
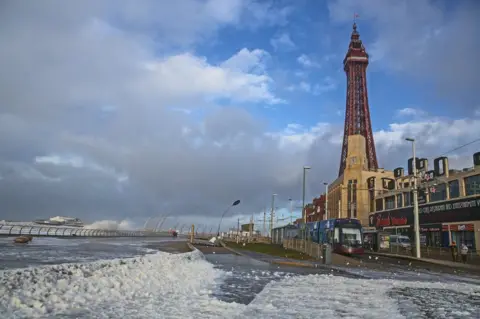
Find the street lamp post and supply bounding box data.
[406,137,421,258]
[324,182,329,220]
[217,200,241,237]
[302,166,311,241]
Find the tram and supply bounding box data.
[306,218,364,255]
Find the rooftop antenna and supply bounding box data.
[353,12,359,24]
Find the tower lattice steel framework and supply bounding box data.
[338,23,378,177]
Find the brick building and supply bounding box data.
[307,195,326,222]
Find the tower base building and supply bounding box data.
[327,135,393,226]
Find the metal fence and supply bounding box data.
[284,239,480,265]
[283,238,324,259]
[222,235,272,244]
[374,245,480,265]
[0,224,171,238]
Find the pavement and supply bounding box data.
[366,251,480,272]
[220,242,363,269]
[221,242,480,276]
[145,240,191,254]
[158,240,480,278]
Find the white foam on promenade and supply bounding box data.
[1,250,478,318]
[240,275,479,318]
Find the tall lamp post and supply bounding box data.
[217,200,241,236]
[302,166,311,241]
[406,137,421,258]
[324,182,329,220]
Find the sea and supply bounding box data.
[0,236,479,318]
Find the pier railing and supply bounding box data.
[0,224,171,238]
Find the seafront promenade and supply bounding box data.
[181,235,480,276]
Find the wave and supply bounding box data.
[0,250,239,318]
[84,219,138,230]
[1,249,478,318]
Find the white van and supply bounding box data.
[389,235,411,249]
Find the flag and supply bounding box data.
[354,13,360,19]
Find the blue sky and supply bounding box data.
[190,0,477,132]
[0,0,479,229]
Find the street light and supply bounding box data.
[217,200,241,236]
[302,166,311,241]
[324,182,329,220]
[406,137,421,258]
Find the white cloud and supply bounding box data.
[35,154,128,184]
[221,48,270,74]
[297,54,320,68]
[396,107,427,118]
[286,77,337,95]
[143,51,282,104]
[270,32,296,51]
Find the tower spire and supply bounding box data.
[338,21,378,177]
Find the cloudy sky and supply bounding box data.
[1,0,479,230]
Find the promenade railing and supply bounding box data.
[0,224,171,238]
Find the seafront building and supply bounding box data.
[369,154,480,249]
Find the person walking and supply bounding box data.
[460,243,468,264]
[450,241,457,262]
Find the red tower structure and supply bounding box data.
[338,22,378,177]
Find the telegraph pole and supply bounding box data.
[237,218,240,237]
[270,194,276,239]
[302,166,311,241]
[324,183,329,220]
[249,215,253,241]
[406,137,421,258]
[289,198,293,224]
[263,208,266,237]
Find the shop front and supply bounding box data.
[442,223,476,248]
[369,195,480,249]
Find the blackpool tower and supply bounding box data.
[338,22,378,177]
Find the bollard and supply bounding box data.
[190,224,195,243]
[322,244,332,265]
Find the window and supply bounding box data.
[430,183,446,202]
[404,192,412,206]
[375,198,384,211]
[340,227,362,246]
[396,193,403,208]
[385,196,395,210]
[449,180,460,199]
[464,174,480,196]
[418,188,427,204]
[347,179,358,218]
[352,180,357,218]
